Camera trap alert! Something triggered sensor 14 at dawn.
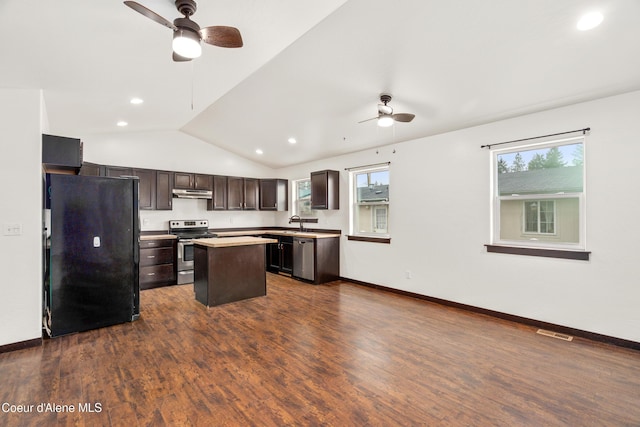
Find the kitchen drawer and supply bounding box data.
[140,264,175,285]
[140,238,175,249]
[140,247,174,267]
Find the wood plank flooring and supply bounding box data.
[1,273,640,426]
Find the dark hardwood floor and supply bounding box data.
[1,274,639,426]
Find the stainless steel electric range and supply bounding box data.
[169,220,217,285]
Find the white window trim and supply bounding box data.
[490,136,586,251]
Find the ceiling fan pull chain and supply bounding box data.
[190,60,195,110]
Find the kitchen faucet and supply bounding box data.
[289,215,304,232]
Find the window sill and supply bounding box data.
[485,244,590,261]
[347,235,391,244]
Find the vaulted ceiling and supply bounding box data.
[2,0,639,168]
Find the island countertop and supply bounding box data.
[194,236,277,248]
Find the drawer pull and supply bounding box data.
[147,272,156,276]
[147,255,156,258]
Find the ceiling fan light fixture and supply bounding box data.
[172,29,202,58]
[377,115,394,127]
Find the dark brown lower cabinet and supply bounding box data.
[313,237,340,284]
[266,235,293,275]
[194,243,267,307]
[139,238,177,289]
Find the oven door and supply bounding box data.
[177,239,194,272]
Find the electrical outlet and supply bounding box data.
[3,223,22,236]
[405,270,412,279]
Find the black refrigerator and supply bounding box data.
[44,174,140,337]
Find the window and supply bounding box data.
[349,164,390,240]
[492,137,585,250]
[524,200,555,234]
[374,206,388,232]
[292,178,315,216]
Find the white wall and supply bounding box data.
[3,90,639,348]
[82,130,279,231]
[276,90,640,343]
[0,89,44,346]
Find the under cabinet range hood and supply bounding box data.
[172,189,212,199]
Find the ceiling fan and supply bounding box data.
[124,0,243,62]
[359,94,415,127]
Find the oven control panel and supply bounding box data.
[169,220,209,229]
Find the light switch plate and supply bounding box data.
[3,223,22,236]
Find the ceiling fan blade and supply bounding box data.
[173,52,192,62]
[124,1,177,31]
[358,116,379,124]
[200,26,243,48]
[392,113,415,123]
[378,104,393,115]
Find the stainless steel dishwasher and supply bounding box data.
[293,237,315,281]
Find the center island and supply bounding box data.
[193,236,278,307]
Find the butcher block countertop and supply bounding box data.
[194,236,278,248]
[213,230,341,239]
[140,234,177,241]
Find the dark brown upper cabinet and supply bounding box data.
[207,175,228,211]
[228,177,259,210]
[155,170,173,210]
[311,170,339,210]
[104,166,155,210]
[79,162,102,176]
[173,173,213,190]
[133,169,156,211]
[259,179,288,211]
[104,166,132,178]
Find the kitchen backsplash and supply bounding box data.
[139,198,278,232]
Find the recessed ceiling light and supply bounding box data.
[130,97,144,105]
[288,137,297,144]
[577,11,603,31]
[255,149,263,155]
[117,121,128,127]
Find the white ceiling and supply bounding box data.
[2,0,640,168]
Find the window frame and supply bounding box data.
[291,178,316,217]
[490,136,586,252]
[348,164,391,242]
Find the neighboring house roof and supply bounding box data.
[498,166,583,195]
[358,184,389,202]
[299,188,311,199]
